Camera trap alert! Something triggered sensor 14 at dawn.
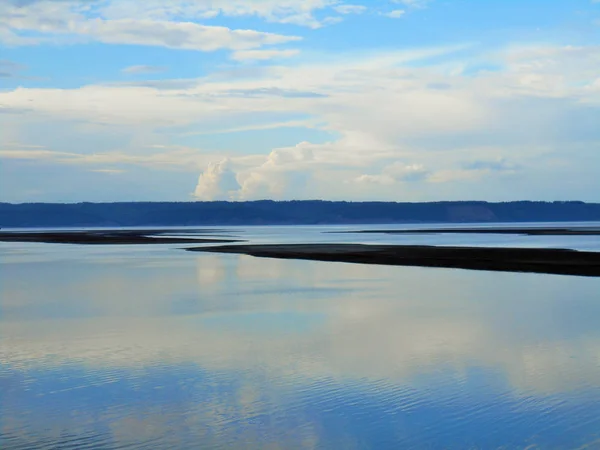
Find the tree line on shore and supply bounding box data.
[1,200,599,227]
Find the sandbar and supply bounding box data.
[0,229,242,245]
[189,244,600,277]
[333,228,600,236]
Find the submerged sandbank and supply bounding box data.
[189,244,600,277]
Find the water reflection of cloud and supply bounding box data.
[196,253,227,287]
[2,305,600,398]
[2,362,330,449]
[2,248,600,398]
[3,351,599,449]
[3,246,600,447]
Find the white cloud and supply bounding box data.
[387,162,429,181]
[0,0,344,45]
[99,0,341,27]
[180,119,318,137]
[193,159,241,200]
[2,44,600,200]
[385,9,405,18]
[333,4,367,14]
[356,163,429,185]
[0,1,302,50]
[0,45,476,125]
[193,137,403,200]
[355,173,395,185]
[231,49,300,61]
[82,19,300,51]
[0,147,214,170]
[237,144,316,199]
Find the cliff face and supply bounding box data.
[0,201,598,228]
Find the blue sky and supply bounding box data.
[1,0,599,202]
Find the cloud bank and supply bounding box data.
[1,0,599,202]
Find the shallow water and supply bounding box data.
[210,222,600,251]
[4,221,600,251]
[1,227,600,449]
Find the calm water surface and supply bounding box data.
[160,221,598,251]
[1,226,600,449]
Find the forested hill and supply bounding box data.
[1,201,599,228]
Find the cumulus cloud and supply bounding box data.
[191,142,339,200]
[193,159,241,200]
[234,145,315,199]
[223,137,405,199]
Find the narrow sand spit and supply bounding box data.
[189,244,600,277]
[0,229,242,245]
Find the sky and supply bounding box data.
[0,0,599,203]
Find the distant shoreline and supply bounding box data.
[2,200,599,228]
[189,244,600,277]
